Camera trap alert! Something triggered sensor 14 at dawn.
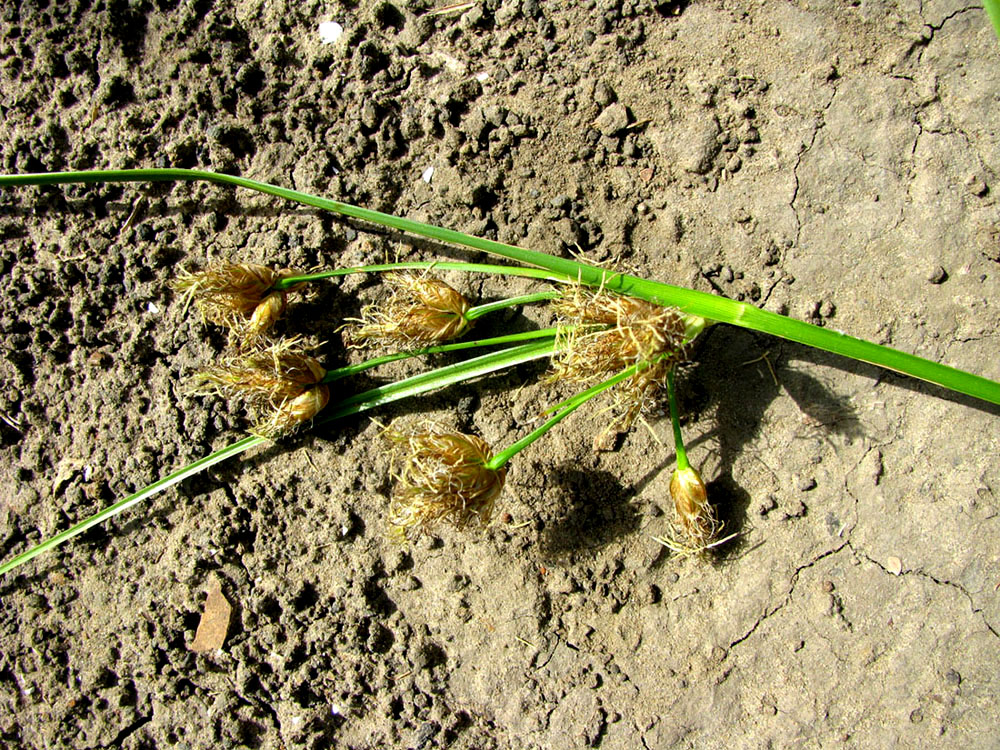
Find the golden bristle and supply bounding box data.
[190,339,329,437]
[252,383,330,438]
[173,263,301,338]
[386,425,506,542]
[549,287,689,429]
[655,466,722,556]
[345,273,472,347]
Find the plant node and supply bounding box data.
[344,273,472,347]
[190,338,330,437]
[386,423,506,542]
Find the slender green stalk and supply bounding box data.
[466,291,559,321]
[0,435,265,576]
[487,362,644,470]
[667,368,689,471]
[317,338,557,423]
[0,339,559,577]
[2,169,999,405]
[275,261,572,289]
[322,328,561,383]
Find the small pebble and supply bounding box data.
[886,556,903,576]
[318,21,344,44]
[926,265,947,284]
[594,103,630,137]
[965,172,988,197]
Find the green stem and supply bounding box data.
[322,328,561,383]
[667,368,689,471]
[4,168,999,405]
[465,291,560,321]
[0,435,265,576]
[985,0,1000,40]
[274,261,571,289]
[318,339,558,423]
[0,339,559,577]
[487,362,644,470]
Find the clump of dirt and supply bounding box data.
[1,2,998,748]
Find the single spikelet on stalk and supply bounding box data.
[549,287,692,428]
[173,263,303,342]
[657,465,723,556]
[344,272,472,348]
[190,338,330,438]
[385,423,506,543]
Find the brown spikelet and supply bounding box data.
[653,466,723,557]
[191,339,328,437]
[386,424,506,542]
[344,273,472,348]
[550,287,690,428]
[173,263,302,340]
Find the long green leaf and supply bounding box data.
[2,169,998,405]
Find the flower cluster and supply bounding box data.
[344,272,472,347]
[386,424,506,542]
[190,339,330,437]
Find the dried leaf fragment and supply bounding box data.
[189,577,232,653]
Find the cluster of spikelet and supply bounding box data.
[175,265,477,440]
[175,262,722,554]
[174,264,328,438]
[385,422,507,543]
[550,287,691,429]
[343,272,473,347]
[174,263,301,344]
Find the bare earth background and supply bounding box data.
[1,1,999,748]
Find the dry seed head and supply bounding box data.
[550,288,689,428]
[254,383,330,437]
[346,273,472,347]
[666,466,721,553]
[386,425,506,542]
[173,263,301,338]
[191,339,329,437]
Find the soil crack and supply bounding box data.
[727,543,850,654]
[847,542,1000,641]
[789,85,839,245]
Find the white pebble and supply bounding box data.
[421,166,435,183]
[319,21,344,44]
[886,556,903,576]
[147,301,160,314]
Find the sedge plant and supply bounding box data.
[0,168,999,576]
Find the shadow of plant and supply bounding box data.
[536,464,640,560]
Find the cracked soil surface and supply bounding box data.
[1,1,998,748]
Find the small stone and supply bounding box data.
[594,103,630,137]
[795,475,817,492]
[926,265,948,284]
[909,708,924,723]
[726,154,742,173]
[594,81,616,107]
[944,669,962,686]
[886,556,903,576]
[822,580,835,593]
[757,494,778,516]
[965,172,988,197]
